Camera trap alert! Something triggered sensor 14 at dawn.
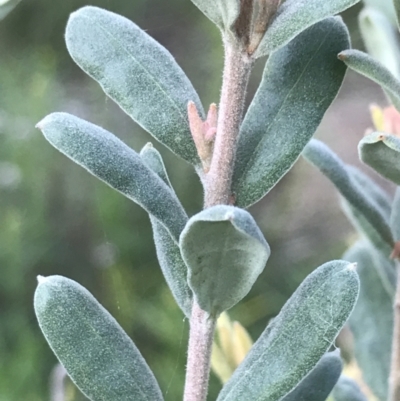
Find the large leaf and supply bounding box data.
[332,376,368,401]
[37,112,187,243]
[282,351,342,401]
[303,139,394,250]
[0,0,21,20]
[216,260,359,401]
[255,0,358,57]
[34,275,164,401]
[190,0,240,33]
[233,17,348,208]
[339,49,400,111]
[359,132,400,185]
[65,6,204,165]
[179,205,270,315]
[344,241,393,401]
[140,143,192,317]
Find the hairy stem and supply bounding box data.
[389,261,400,401]
[204,40,253,207]
[183,301,216,401]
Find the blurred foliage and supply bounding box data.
[0,1,363,401]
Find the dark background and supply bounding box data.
[0,1,389,400]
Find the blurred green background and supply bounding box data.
[0,1,386,400]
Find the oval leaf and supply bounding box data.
[303,139,394,249]
[233,17,349,208]
[34,275,164,401]
[344,241,393,401]
[140,144,193,317]
[282,351,342,401]
[216,260,359,401]
[179,205,270,315]
[190,0,240,32]
[332,376,368,401]
[255,0,358,57]
[37,112,187,243]
[65,6,204,165]
[339,49,400,111]
[359,131,400,185]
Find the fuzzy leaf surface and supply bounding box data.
[65,6,204,165]
[281,351,342,401]
[233,17,348,208]
[34,275,164,401]
[217,260,359,401]
[0,0,21,20]
[303,139,394,249]
[180,205,270,315]
[391,186,400,241]
[339,49,400,110]
[38,112,187,243]
[332,376,368,401]
[255,0,358,57]
[344,241,393,401]
[140,144,192,317]
[190,0,240,32]
[359,132,400,185]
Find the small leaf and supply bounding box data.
[359,7,400,78]
[216,260,359,401]
[255,0,358,57]
[338,49,400,111]
[332,376,368,401]
[65,6,204,165]
[190,0,240,33]
[359,131,400,185]
[34,275,164,401]
[37,112,187,243]
[343,241,393,401]
[391,186,400,241]
[233,17,349,208]
[179,205,270,315]
[303,139,394,250]
[0,0,21,20]
[140,144,192,317]
[281,351,343,401]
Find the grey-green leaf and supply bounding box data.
[359,132,400,185]
[255,0,358,57]
[281,351,343,401]
[391,186,400,241]
[140,144,192,317]
[0,0,21,20]
[65,6,204,165]
[190,0,240,32]
[394,0,400,29]
[37,112,187,243]
[179,205,270,315]
[217,260,359,401]
[34,275,164,401]
[233,17,349,208]
[339,49,400,111]
[343,241,393,401]
[303,139,394,249]
[332,376,368,401]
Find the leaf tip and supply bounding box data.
[347,262,357,271]
[37,275,47,284]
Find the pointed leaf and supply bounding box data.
[359,131,400,185]
[233,17,349,208]
[332,376,368,401]
[0,0,21,20]
[344,241,393,401]
[303,139,394,249]
[179,205,270,315]
[339,49,400,111]
[281,351,342,401]
[37,112,187,243]
[34,275,164,401]
[190,0,240,32]
[65,6,204,165]
[359,7,400,78]
[216,260,359,401]
[255,0,358,57]
[140,144,192,317]
[391,186,400,240]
